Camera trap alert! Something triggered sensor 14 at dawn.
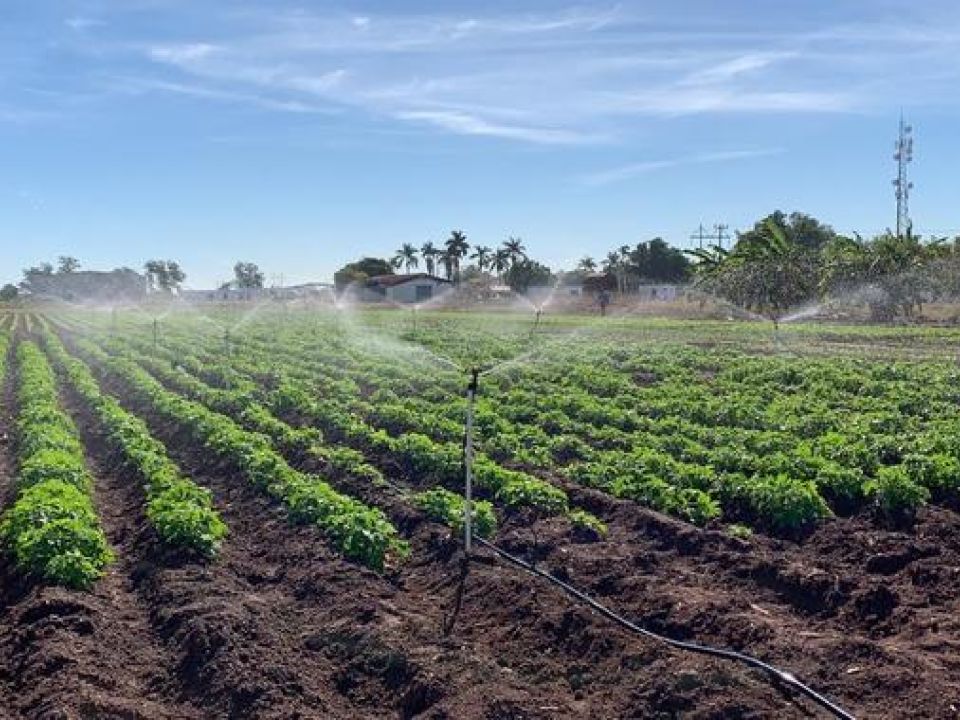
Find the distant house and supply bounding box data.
[362,274,452,303]
[636,284,681,302]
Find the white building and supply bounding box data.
[362,274,453,303]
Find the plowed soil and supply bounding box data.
[0,337,958,719]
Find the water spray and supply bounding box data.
[532,307,543,334]
[224,327,232,356]
[463,366,480,553]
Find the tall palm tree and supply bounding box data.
[577,256,597,273]
[470,245,493,273]
[502,236,527,267]
[440,250,455,280]
[393,243,419,274]
[444,230,470,282]
[492,249,511,281]
[603,251,624,294]
[421,241,439,276]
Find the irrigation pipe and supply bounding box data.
[473,537,855,720]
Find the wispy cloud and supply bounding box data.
[581,148,784,186]
[108,76,340,114]
[396,110,602,145]
[47,4,960,145]
[680,52,797,85]
[65,17,105,31]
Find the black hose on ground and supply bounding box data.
[473,537,855,720]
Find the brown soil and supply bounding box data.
[0,333,956,718]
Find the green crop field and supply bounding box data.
[1,305,959,718]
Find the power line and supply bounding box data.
[689,223,731,251]
[690,223,708,250]
[713,223,731,251]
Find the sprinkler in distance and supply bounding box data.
[153,318,159,348]
[463,366,480,553]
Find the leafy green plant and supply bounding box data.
[568,509,607,539]
[865,465,930,522]
[746,475,831,533]
[415,488,496,538]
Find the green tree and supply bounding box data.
[692,218,820,325]
[444,230,470,282]
[470,245,493,273]
[333,257,393,290]
[144,260,186,293]
[738,211,837,253]
[392,243,419,274]
[57,256,81,274]
[577,256,597,272]
[233,262,265,289]
[0,284,18,301]
[504,259,552,293]
[420,242,439,276]
[491,249,511,280]
[502,236,527,267]
[821,230,948,320]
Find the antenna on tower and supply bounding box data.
[893,112,914,237]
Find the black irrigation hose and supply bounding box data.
[474,537,856,720]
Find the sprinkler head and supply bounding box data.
[467,367,480,395]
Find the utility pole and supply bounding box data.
[690,223,708,250]
[893,113,914,238]
[713,223,730,251]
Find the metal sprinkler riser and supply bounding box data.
[463,367,480,553]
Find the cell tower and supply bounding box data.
[892,113,914,237]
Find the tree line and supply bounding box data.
[690,211,960,322]
[11,257,269,300]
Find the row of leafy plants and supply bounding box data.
[70,337,408,570]
[41,330,227,556]
[98,334,502,538]
[106,315,959,532]
[114,328,581,524]
[245,321,959,529]
[0,341,113,587]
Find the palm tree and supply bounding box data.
[440,250,455,280]
[471,245,493,273]
[492,249,511,281]
[421,242,439,276]
[603,251,625,294]
[444,230,470,282]
[502,236,527,267]
[577,256,597,273]
[393,243,419,274]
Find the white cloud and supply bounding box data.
[581,148,784,186]
[604,88,853,116]
[396,110,602,145]
[681,52,797,85]
[66,17,105,31]
[149,43,221,65]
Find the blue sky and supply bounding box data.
[3,1,960,288]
